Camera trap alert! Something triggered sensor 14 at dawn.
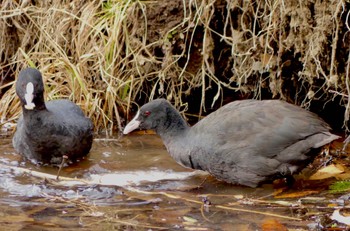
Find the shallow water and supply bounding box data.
[0,132,348,230]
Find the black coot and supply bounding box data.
[123,99,340,187]
[13,67,93,165]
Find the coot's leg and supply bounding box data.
[285,175,295,187]
[56,155,68,180]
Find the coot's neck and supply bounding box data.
[156,105,196,169]
[156,105,190,143]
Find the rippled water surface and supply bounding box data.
[0,131,348,230]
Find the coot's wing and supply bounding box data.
[192,100,332,155]
[45,99,93,152]
[46,100,93,133]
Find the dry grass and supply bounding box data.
[0,0,349,133]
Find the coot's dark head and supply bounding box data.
[16,68,45,110]
[124,99,172,134]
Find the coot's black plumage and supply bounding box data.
[123,99,339,187]
[13,67,93,165]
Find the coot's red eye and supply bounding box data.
[144,111,151,116]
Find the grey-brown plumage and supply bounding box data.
[123,99,339,187]
[13,67,93,165]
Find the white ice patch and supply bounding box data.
[24,82,35,110]
[88,170,198,187]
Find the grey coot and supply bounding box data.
[13,67,93,165]
[123,99,340,187]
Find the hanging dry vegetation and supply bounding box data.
[0,0,349,133]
